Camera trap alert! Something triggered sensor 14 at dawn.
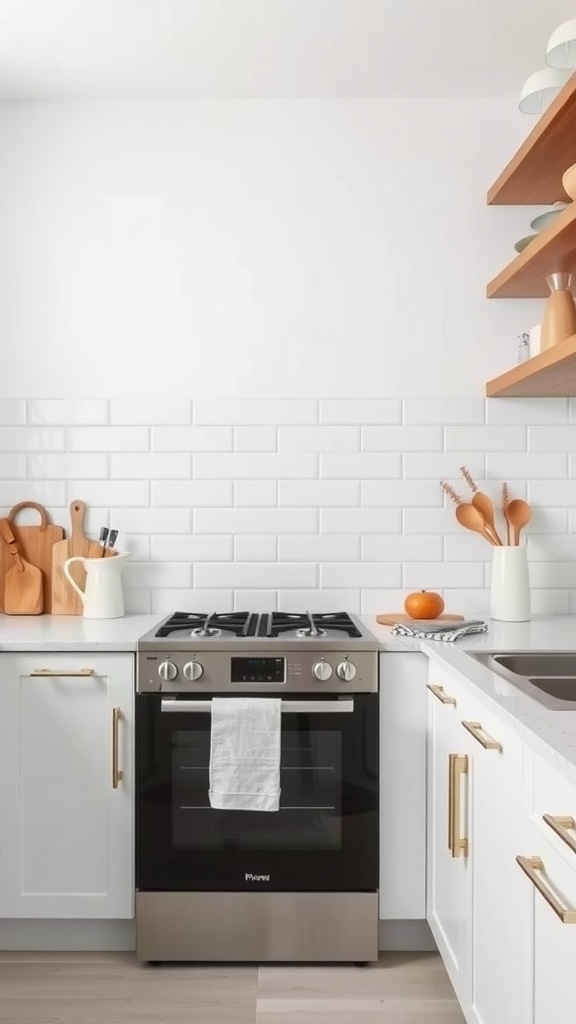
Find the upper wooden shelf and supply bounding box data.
[488,73,576,205]
[486,333,576,396]
[486,202,576,297]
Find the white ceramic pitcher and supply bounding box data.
[63,552,131,619]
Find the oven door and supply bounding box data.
[136,693,378,892]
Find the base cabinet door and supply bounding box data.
[0,652,134,919]
[532,851,576,1023]
[426,675,472,1003]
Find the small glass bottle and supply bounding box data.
[517,333,530,364]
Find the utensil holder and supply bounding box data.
[490,547,531,622]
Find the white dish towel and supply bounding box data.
[209,697,281,812]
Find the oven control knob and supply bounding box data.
[183,660,204,682]
[336,660,357,681]
[158,660,178,682]
[312,659,333,681]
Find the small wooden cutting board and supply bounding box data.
[376,613,465,626]
[51,500,104,615]
[0,502,64,613]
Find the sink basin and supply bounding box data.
[471,652,576,710]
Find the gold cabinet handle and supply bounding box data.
[449,753,468,858]
[31,668,94,677]
[427,684,456,706]
[112,707,123,789]
[516,855,576,924]
[462,720,503,751]
[543,815,576,856]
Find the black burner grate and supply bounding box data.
[155,611,258,638]
[266,612,361,638]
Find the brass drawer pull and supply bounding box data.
[449,753,468,858]
[543,815,576,856]
[516,855,576,924]
[427,684,456,706]
[31,668,94,677]
[462,720,503,751]
[112,707,123,790]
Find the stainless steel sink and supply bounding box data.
[471,652,576,710]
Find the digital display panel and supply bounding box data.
[231,657,285,683]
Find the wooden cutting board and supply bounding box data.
[0,502,64,613]
[51,500,106,615]
[0,518,43,614]
[376,613,465,626]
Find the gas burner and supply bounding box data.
[295,612,327,639]
[155,611,256,639]
[190,626,222,638]
[268,611,362,639]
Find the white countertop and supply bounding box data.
[363,614,576,653]
[0,614,159,651]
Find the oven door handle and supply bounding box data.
[160,699,355,714]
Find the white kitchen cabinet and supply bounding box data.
[0,652,134,919]
[379,652,428,920]
[426,669,473,1004]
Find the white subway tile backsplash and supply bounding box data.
[488,453,568,479]
[152,426,233,452]
[362,480,443,507]
[69,427,148,452]
[278,535,360,562]
[0,395,573,616]
[234,426,277,452]
[403,398,485,425]
[29,454,109,479]
[152,480,233,507]
[151,535,233,561]
[111,399,191,425]
[195,508,317,534]
[402,561,485,589]
[528,426,576,451]
[487,398,568,424]
[195,563,317,589]
[278,480,360,507]
[279,427,360,452]
[320,400,401,424]
[533,590,570,614]
[321,562,401,588]
[445,426,526,451]
[124,590,152,613]
[321,508,402,534]
[111,454,191,479]
[194,399,318,425]
[67,480,149,507]
[361,535,443,561]
[403,452,485,480]
[235,536,277,561]
[0,399,26,425]
[278,589,361,612]
[234,480,277,507]
[28,400,108,425]
[363,426,443,452]
[321,453,401,479]
[0,480,66,507]
[0,427,65,451]
[195,453,317,479]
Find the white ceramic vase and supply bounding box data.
[490,547,531,622]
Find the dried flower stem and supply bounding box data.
[502,482,510,545]
[459,465,478,493]
[440,480,463,505]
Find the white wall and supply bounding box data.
[0,98,541,398]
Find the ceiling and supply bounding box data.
[0,0,573,99]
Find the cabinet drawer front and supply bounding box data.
[531,754,576,867]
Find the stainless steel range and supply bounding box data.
[135,611,379,964]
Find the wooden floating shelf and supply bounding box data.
[488,73,576,205]
[486,333,576,397]
[487,202,576,298]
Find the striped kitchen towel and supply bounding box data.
[391,620,488,643]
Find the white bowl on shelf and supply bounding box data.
[514,234,537,254]
[530,202,568,232]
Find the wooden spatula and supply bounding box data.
[0,518,43,614]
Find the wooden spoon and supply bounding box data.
[505,498,531,545]
[471,492,503,546]
[455,503,498,546]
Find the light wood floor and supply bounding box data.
[0,951,466,1023]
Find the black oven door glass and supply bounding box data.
[136,693,378,892]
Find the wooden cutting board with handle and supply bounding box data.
[0,502,64,613]
[0,518,43,614]
[376,613,465,626]
[51,500,105,615]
